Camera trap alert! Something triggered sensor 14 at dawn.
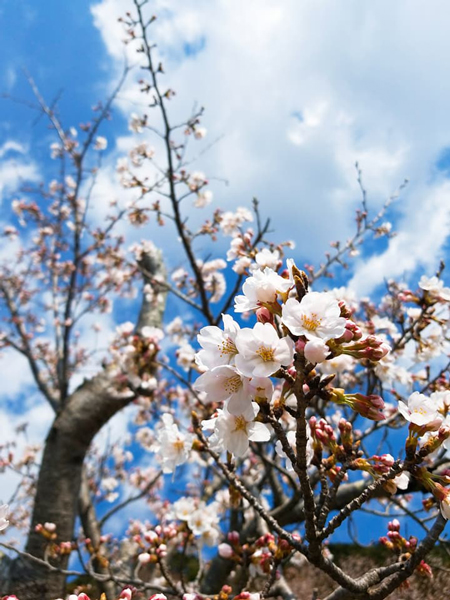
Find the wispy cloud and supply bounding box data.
[90,0,450,290]
[0,140,39,203]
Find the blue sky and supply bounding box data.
[2,0,450,293]
[1,0,450,547]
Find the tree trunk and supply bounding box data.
[4,248,166,600]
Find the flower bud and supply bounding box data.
[227,530,240,544]
[388,519,400,532]
[256,306,273,325]
[138,552,152,564]
[218,543,234,558]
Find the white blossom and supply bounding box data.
[282,292,346,341]
[419,275,450,302]
[393,472,410,491]
[202,402,271,457]
[233,256,252,274]
[304,338,330,364]
[194,126,207,139]
[252,248,280,271]
[194,189,213,208]
[275,429,313,471]
[129,113,144,133]
[173,496,196,521]
[153,414,193,474]
[176,344,196,371]
[94,136,108,150]
[398,391,442,427]
[194,365,252,414]
[235,322,294,377]
[0,504,9,531]
[234,268,291,313]
[196,314,240,370]
[220,207,253,236]
[440,496,450,520]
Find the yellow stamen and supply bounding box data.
[218,337,237,357]
[256,345,275,362]
[173,438,185,451]
[301,312,322,331]
[223,375,242,394]
[234,415,248,432]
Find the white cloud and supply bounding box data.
[0,140,27,158]
[0,349,35,400]
[89,0,450,288]
[349,180,450,294]
[0,159,39,203]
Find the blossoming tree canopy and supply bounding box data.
[1,1,450,600]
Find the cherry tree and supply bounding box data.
[0,2,449,600]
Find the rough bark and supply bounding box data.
[4,248,166,600]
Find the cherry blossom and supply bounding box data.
[202,402,271,457]
[153,414,193,474]
[194,126,207,139]
[304,338,330,364]
[220,207,253,236]
[419,275,450,301]
[398,391,442,427]
[195,314,240,369]
[94,136,107,150]
[193,365,252,414]
[0,504,9,531]
[282,292,346,341]
[275,429,313,471]
[234,267,291,313]
[252,248,280,271]
[440,495,450,520]
[235,322,294,377]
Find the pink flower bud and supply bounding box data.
[380,454,395,467]
[227,530,240,544]
[256,306,273,324]
[218,542,234,558]
[388,519,400,532]
[138,552,152,564]
[295,339,306,353]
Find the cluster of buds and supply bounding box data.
[224,532,297,577]
[379,519,417,555]
[310,417,339,454]
[34,522,75,560]
[234,593,260,600]
[353,455,395,479]
[109,322,163,394]
[416,467,450,519]
[310,418,360,480]
[64,589,153,600]
[417,426,450,457]
[405,423,449,457]
[329,388,386,421]
[35,522,57,541]
[379,520,432,579]
[83,536,110,569]
[332,334,390,362]
[338,418,356,453]
[134,523,179,567]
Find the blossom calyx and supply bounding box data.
[330,389,386,421]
